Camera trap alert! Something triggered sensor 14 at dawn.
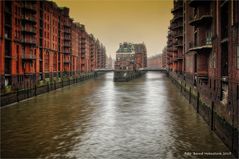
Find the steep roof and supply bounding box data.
[116,42,135,53]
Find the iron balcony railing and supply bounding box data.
[175,40,183,47]
[22,27,36,34]
[173,13,183,22]
[64,22,71,28]
[64,29,71,34]
[171,3,183,13]
[189,37,212,50]
[22,3,36,13]
[22,53,36,59]
[22,38,36,45]
[189,11,213,26]
[22,16,36,24]
[63,50,71,54]
[63,42,71,47]
[64,35,71,40]
[64,61,71,64]
[171,22,183,30]
[175,31,183,38]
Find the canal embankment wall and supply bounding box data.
[114,70,146,82]
[0,72,101,107]
[168,72,238,158]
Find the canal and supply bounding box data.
[1,72,231,158]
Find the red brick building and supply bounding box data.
[89,34,96,72]
[115,42,147,71]
[0,0,106,92]
[96,42,106,69]
[71,22,79,76]
[166,0,239,156]
[147,54,163,69]
[0,1,40,89]
[161,47,167,68]
[134,43,147,69]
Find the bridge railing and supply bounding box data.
[94,69,114,72]
[140,67,168,71]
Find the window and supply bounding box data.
[236,45,239,69]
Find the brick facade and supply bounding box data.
[166,0,239,156]
[0,0,106,92]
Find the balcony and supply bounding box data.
[4,33,11,40]
[4,67,11,75]
[64,60,71,64]
[64,35,71,41]
[167,46,177,52]
[22,3,36,13]
[64,29,71,34]
[171,22,183,30]
[63,42,71,48]
[21,27,36,34]
[195,71,208,78]
[175,54,183,61]
[175,31,183,38]
[5,50,11,58]
[171,3,183,13]
[81,45,86,50]
[5,6,12,15]
[172,13,183,22]
[22,16,36,24]
[23,70,36,75]
[22,38,36,45]
[4,17,12,27]
[22,53,36,60]
[64,23,71,28]
[189,37,212,52]
[189,13,212,26]
[189,0,211,7]
[175,41,183,47]
[81,54,86,58]
[167,41,173,47]
[63,50,71,54]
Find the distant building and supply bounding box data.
[134,43,147,69]
[115,42,147,71]
[147,54,163,68]
[106,55,113,69]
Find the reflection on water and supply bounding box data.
[1,72,231,158]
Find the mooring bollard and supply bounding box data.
[180,81,183,92]
[211,101,214,130]
[16,87,19,102]
[48,82,50,92]
[196,92,200,113]
[35,84,37,96]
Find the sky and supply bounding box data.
[53,0,173,58]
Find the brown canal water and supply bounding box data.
[1,72,232,158]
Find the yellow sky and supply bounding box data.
[53,0,173,57]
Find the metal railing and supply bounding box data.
[189,37,212,49]
[22,38,36,44]
[22,27,36,33]
[22,54,36,59]
[22,3,36,11]
[189,11,212,25]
